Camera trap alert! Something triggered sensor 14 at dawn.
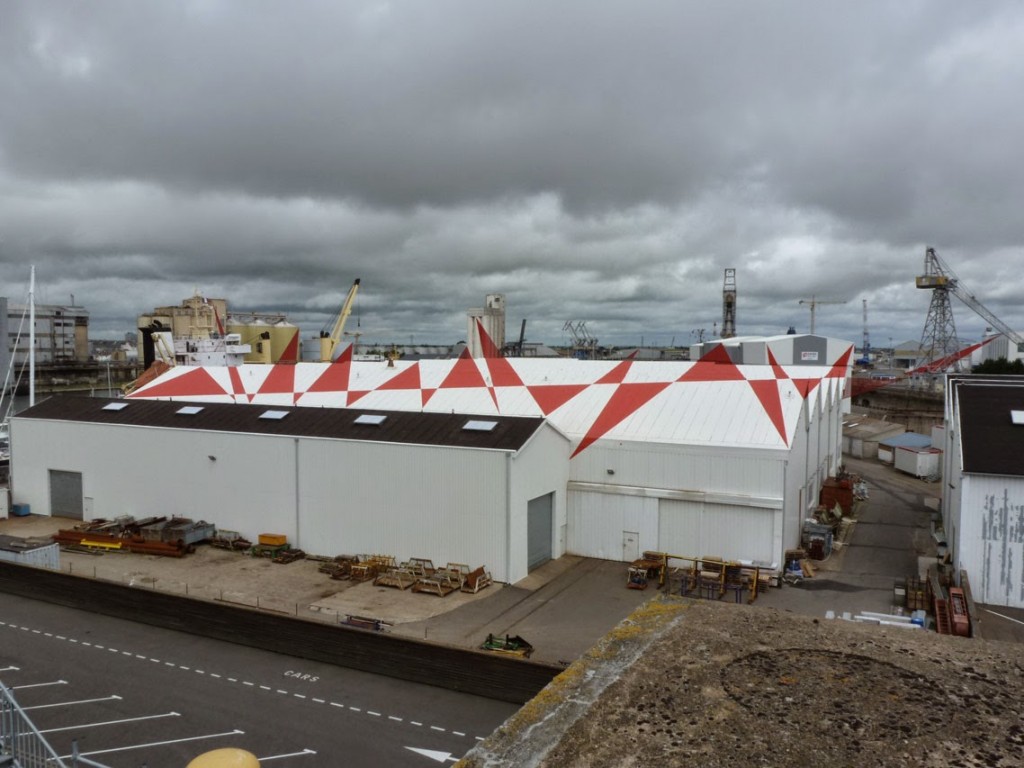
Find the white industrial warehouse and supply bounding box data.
[942,375,1024,609]
[9,333,853,585]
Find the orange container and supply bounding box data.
[258,533,287,547]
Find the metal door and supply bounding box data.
[49,469,84,520]
[622,530,640,562]
[527,492,554,571]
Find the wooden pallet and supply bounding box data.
[949,587,970,637]
[934,597,951,635]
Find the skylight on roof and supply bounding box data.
[354,414,387,426]
[102,402,129,411]
[1012,410,1024,426]
[176,406,204,416]
[259,410,290,420]
[464,419,498,432]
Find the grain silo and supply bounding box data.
[270,319,301,363]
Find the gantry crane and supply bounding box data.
[916,247,1023,370]
[563,320,599,359]
[798,296,847,335]
[319,278,361,362]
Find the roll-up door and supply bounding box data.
[527,492,554,571]
[50,469,84,520]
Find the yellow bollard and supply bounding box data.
[186,747,260,768]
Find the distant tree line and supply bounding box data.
[972,357,1024,374]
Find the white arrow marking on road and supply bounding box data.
[257,748,318,761]
[0,666,20,672]
[23,695,122,711]
[58,729,245,759]
[406,747,458,763]
[11,679,67,690]
[40,711,181,734]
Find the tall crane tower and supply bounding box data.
[858,299,871,365]
[798,296,847,335]
[721,268,737,339]
[916,246,1024,370]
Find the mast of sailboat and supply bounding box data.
[29,265,35,407]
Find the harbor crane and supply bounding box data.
[563,320,599,359]
[798,296,847,335]
[319,278,361,362]
[916,246,1024,370]
[858,299,871,366]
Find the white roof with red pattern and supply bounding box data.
[129,325,853,457]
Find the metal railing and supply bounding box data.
[0,682,110,768]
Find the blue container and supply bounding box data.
[11,503,30,517]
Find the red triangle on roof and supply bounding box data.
[257,363,295,395]
[227,366,252,403]
[527,384,589,415]
[347,390,371,405]
[136,367,226,399]
[438,348,488,390]
[377,362,422,391]
[828,346,854,378]
[595,355,635,385]
[307,345,353,393]
[677,348,746,383]
[767,349,788,380]
[792,379,821,399]
[485,356,525,387]
[747,379,789,446]
[571,382,671,458]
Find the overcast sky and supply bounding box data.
[2,1,1023,351]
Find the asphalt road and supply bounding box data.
[0,593,518,768]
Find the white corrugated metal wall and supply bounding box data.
[567,490,658,561]
[10,419,299,538]
[658,499,776,564]
[566,439,786,564]
[298,439,511,578]
[10,417,568,584]
[957,475,1024,608]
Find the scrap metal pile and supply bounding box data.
[53,516,216,557]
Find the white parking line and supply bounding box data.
[39,711,181,734]
[23,695,122,711]
[258,748,317,761]
[59,729,246,759]
[11,680,67,690]
[0,665,19,672]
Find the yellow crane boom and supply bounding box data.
[319,278,361,362]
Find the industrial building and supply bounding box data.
[9,330,853,583]
[4,298,90,367]
[942,375,1024,609]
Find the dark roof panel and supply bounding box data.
[956,380,1024,477]
[15,396,547,452]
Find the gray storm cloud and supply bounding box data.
[1,1,1021,347]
